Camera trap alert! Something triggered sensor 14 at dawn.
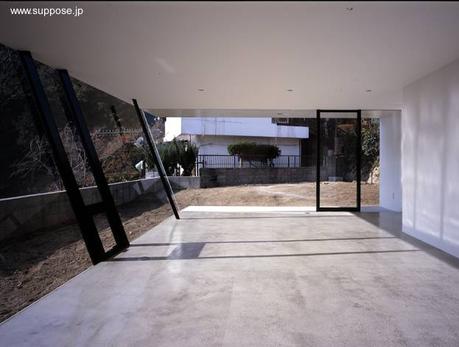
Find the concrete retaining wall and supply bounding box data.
[0,176,199,242]
[200,167,316,188]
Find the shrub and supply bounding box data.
[145,139,198,176]
[227,142,257,157]
[175,140,199,176]
[157,141,180,175]
[227,142,281,163]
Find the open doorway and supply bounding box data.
[152,112,379,212]
[163,116,316,210]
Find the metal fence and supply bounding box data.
[196,154,315,172]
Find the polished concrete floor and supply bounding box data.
[1,208,459,346]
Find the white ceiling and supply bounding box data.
[148,108,398,119]
[1,1,459,112]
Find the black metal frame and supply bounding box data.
[58,69,130,249]
[316,109,361,212]
[132,99,180,219]
[20,52,103,263]
[20,51,129,264]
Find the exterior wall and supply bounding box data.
[0,176,199,242]
[165,117,308,141]
[402,57,459,258]
[380,113,402,211]
[164,117,182,141]
[200,167,316,188]
[194,135,300,156]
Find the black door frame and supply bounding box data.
[316,109,362,212]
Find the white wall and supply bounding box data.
[164,117,182,141]
[380,113,402,212]
[165,117,308,140]
[402,57,459,258]
[194,135,300,156]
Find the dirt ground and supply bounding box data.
[174,182,378,207]
[0,182,378,322]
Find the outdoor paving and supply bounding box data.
[1,208,459,346]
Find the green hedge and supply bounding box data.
[227,142,281,161]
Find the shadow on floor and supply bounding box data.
[129,235,397,247]
[180,214,355,220]
[111,248,420,262]
[354,212,459,270]
[112,211,459,269]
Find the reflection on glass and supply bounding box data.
[69,76,184,224]
[35,61,101,198]
[0,44,179,324]
[319,113,358,208]
[361,118,380,206]
[70,77,149,184]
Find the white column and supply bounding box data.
[380,112,402,212]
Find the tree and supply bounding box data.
[361,119,380,183]
[319,118,379,182]
[10,123,95,191]
[175,140,199,176]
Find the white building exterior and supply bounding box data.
[164,117,309,156]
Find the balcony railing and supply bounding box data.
[195,154,315,172]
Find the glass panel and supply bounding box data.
[70,77,145,184]
[93,213,116,252]
[0,44,178,323]
[0,44,62,199]
[35,60,102,204]
[361,117,380,207]
[319,112,359,208]
[0,44,83,323]
[70,76,180,231]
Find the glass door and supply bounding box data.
[316,110,361,211]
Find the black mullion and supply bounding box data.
[316,110,321,212]
[356,110,362,212]
[58,69,130,249]
[132,99,180,219]
[19,51,106,264]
